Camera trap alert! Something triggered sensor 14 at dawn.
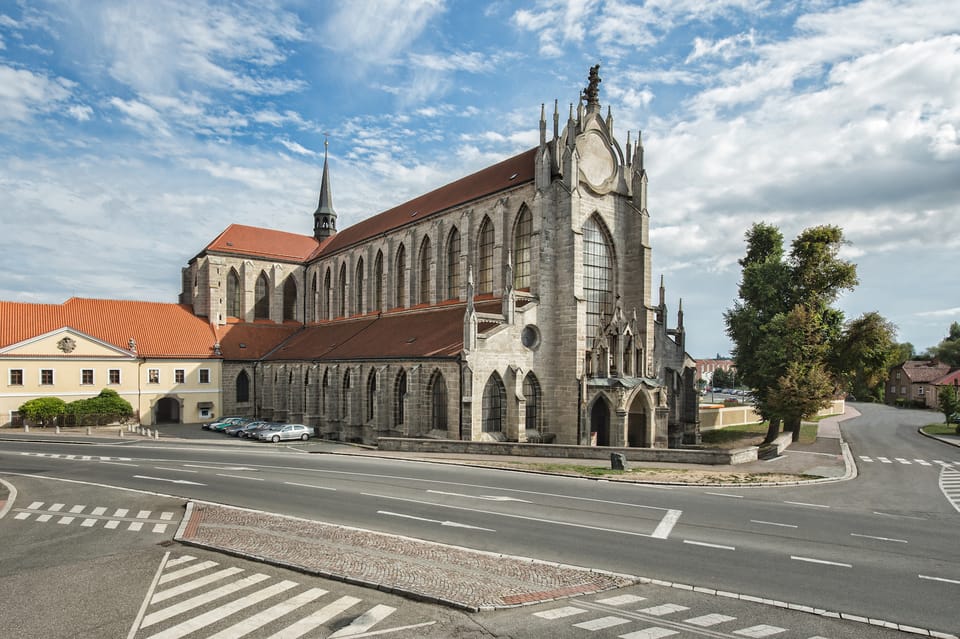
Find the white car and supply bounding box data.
[258,423,311,442]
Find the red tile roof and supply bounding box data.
[215,322,303,359]
[0,298,219,358]
[900,359,951,383]
[264,301,502,361]
[313,147,538,257]
[204,224,320,262]
[934,369,960,386]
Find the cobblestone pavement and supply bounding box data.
[176,502,635,612]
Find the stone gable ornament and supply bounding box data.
[584,64,601,106]
[57,336,76,353]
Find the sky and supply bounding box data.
[1,0,958,359]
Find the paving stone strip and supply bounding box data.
[175,502,635,611]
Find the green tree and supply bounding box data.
[18,397,66,427]
[725,223,858,442]
[926,322,960,368]
[66,388,134,425]
[830,311,899,402]
[711,367,735,388]
[938,385,960,433]
[891,342,915,365]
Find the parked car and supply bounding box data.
[224,421,252,436]
[211,418,249,432]
[202,416,244,430]
[239,421,276,439]
[258,423,311,442]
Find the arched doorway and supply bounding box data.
[627,391,649,447]
[590,398,610,446]
[156,397,181,424]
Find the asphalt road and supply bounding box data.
[1,403,957,636]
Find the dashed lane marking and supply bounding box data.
[572,615,631,630]
[19,452,133,462]
[12,502,177,533]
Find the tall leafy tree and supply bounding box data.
[830,312,899,402]
[725,223,858,442]
[938,385,960,433]
[926,322,960,367]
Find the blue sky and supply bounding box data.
[1,0,958,358]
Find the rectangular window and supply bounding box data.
[9,369,23,385]
[109,369,121,384]
[900,385,906,395]
[81,369,94,385]
[918,386,925,396]
[895,371,901,380]
[174,369,185,384]
[199,369,210,384]
[199,407,211,419]
[40,369,54,385]
[148,369,160,384]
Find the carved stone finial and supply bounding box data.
[584,64,601,106]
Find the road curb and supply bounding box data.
[917,427,960,448]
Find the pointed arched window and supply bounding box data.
[430,370,447,431]
[374,251,384,312]
[226,268,242,318]
[583,215,615,339]
[338,263,347,317]
[283,276,297,321]
[523,372,541,432]
[355,257,365,315]
[236,370,250,403]
[418,237,432,305]
[321,368,330,416]
[366,370,377,422]
[341,369,351,420]
[254,272,270,319]
[477,216,494,294]
[446,227,460,300]
[323,268,331,320]
[395,244,406,308]
[482,372,506,432]
[513,207,532,290]
[393,368,407,426]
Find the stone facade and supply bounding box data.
[181,68,699,447]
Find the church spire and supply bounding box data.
[313,137,337,240]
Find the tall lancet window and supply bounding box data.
[446,227,460,300]
[226,268,241,318]
[513,207,532,290]
[323,268,331,320]
[477,216,494,294]
[338,263,347,317]
[583,215,615,340]
[395,244,406,308]
[374,251,384,311]
[282,276,297,321]
[254,272,270,320]
[418,237,432,305]
[355,257,365,315]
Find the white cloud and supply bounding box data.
[321,0,445,64]
[66,104,93,120]
[0,64,73,121]
[277,138,315,156]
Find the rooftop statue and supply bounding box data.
[584,64,601,106]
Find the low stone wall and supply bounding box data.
[699,398,845,432]
[377,437,758,466]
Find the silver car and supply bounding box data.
[258,423,311,442]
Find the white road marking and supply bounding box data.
[915,459,931,466]
[850,533,907,543]
[36,514,52,522]
[140,573,271,628]
[154,467,198,473]
[81,519,96,527]
[332,621,437,638]
[877,457,892,463]
[790,556,851,568]
[595,594,646,606]
[49,503,64,512]
[14,512,31,520]
[57,516,74,525]
[329,603,396,637]
[784,501,829,508]
[143,579,297,639]
[160,512,174,521]
[137,510,151,519]
[619,629,677,639]
[919,574,960,585]
[284,482,336,491]
[207,587,328,639]
[105,520,119,529]
[651,509,682,539]
[216,473,264,481]
[733,624,787,637]
[428,490,531,502]
[158,560,219,585]
[114,508,129,517]
[152,524,167,533]
[639,604,689,616]
[27,501,44,509]
[685,613,736,626]
[704,492,743,498]
[378,510,496,531]
[572,615,630,630]
[895,458,911,464]
[683,540,735,551]
[750,520,797,528]
[127,552,169,639]
[859,455,873,462]
[152,567,245,603]
[265,595,361,639]
[533,606,587,619]
[69,505,85,514]
[164,555,194,568]
[129,522,143,532]
[873,511,926,520]
[183,464,259,471]
[101,462,139,467]
[91,507,107,516]
[132,475,206,486]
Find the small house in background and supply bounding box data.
[885,359,952,408]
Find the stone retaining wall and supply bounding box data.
[377,437,758,465]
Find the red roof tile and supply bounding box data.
[0,298,218,358]
[215,322,303,359]
[316,148,537,257]
[204,224,320,262]
[933,369,960,386]
[264,301,502,361]
[900,360,951,383]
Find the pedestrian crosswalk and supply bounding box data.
[132,554,435,639]
[858,456,956,467]
[940,467,960,513]
[18,451,133,462]
[530,593,830,638]
[12,501,176,533]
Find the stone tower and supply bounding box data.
[313,140,337,240]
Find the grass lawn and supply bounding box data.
[921,423,960,436]
[700,421,819,447]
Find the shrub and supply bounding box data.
[66,389,134,425]
[18,397,66,427]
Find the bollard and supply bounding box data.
[86,427,91,436]
[24,424,29,433]
[119,428,124,438]
[610,452,626,471]
[55,425,60,434]
[153,429,159,440]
